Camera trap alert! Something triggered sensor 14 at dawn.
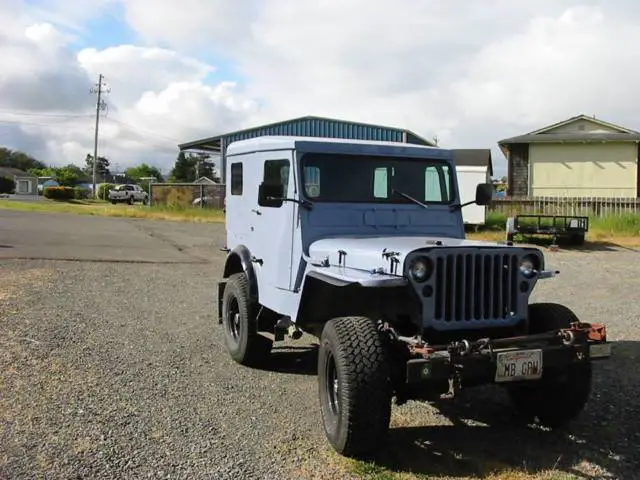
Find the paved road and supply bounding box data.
[0,210,639,479]
[0,210,216,263]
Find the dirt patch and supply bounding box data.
[0,266,52,302]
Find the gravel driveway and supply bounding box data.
[1,211,638,479]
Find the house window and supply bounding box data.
[230,162,243,195]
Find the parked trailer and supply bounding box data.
[506,214,589,246]
[451,149,493,227]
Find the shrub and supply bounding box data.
[0,176,15,194]
[43,186,75,200]
[97,183,115,201]
[73,187,91,200]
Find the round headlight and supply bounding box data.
[519,254,537,278]
[410,257,432,282]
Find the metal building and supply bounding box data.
[178,115,436,181]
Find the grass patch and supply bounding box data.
[0,198,224,223]
[337,454,581,480]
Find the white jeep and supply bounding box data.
[216,136,611,458]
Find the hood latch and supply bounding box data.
[382,249,401,275]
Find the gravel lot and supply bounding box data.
[1,210,639,479]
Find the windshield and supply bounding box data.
[300,152,454,204]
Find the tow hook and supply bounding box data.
[288,325,303,340]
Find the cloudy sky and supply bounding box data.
[1,0,639,177]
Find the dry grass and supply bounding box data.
[0,198,224,223]
[466,230,640,248]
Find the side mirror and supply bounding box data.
[258,182,284,207]
[475,183,494,206]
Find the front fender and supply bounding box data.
[223,245,259,303]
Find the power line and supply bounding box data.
[90,74,110,197]
[102,117,179,144]
[0,118,92,129]
[0,109,92,119]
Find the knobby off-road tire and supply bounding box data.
[221,273,272,366]
[507,302,592,428]
[318,316,392,459]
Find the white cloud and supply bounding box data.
[2,0,640,177]
[0,1,258,172]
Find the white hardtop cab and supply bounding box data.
[222,134,501,323]
[225,135,445,156]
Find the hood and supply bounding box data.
[308,235,506,273]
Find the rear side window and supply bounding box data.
[230,162,243,195]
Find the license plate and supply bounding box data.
[589,343,612,358]
[495,349,543,383]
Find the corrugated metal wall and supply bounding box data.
[218,117,433,182]
[223,117,408,145]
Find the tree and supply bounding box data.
[169,152,215,183]
[169,151,193,182]
[55,164,85,186]
[193,153,216,180]
[0,176,15,194]
[0,147,46,171]
[27,167,56,178]
[125,163,164,184]
[84,153,110,181]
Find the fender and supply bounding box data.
[222,245,259,303]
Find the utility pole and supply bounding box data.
[90,74,110,198]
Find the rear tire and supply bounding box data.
[318,316,392,458]
[568,233,585,245]
[221,273,272,366]
[507,302,592,428]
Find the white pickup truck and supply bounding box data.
[108,184,148,205]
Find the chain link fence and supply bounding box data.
[150,183,225,209]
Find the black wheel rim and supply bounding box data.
[324,350,340,417]
[226,297,241,341]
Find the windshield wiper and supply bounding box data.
[391,189,428,209]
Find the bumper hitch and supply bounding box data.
[378,321,611,401]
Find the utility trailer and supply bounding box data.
[506,214,589,246]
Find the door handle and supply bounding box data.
[251,209,261,215]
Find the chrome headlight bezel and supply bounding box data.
[519,254,538,278]
[409,256,433,282]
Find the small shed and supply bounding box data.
[14,176,39,195]
[451,149,493,225]
[193,176,216,184]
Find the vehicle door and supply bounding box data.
[250,150,296,291]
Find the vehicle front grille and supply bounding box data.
[433,252,519,322]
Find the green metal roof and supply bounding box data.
[178,115,435,152]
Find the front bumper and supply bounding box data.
[405,321,611,386]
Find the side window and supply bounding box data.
[230,162,243,195]
[261,160,290,208]
[263,159,290,189]
[373,167,388,198]
[304,166,321,198]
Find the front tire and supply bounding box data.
[221,273,272,366]
[507,302,592,428]
[318,316,392,458]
